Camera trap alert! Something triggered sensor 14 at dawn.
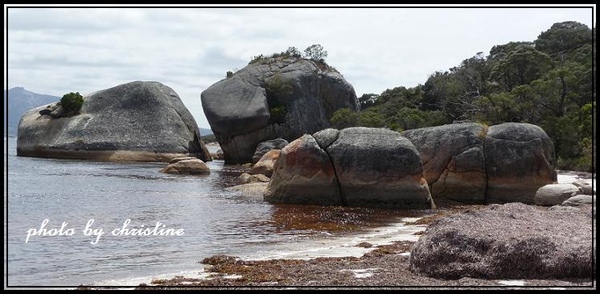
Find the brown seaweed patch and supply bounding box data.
[259,204,431,233]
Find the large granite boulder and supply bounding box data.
[264,134,343,206]
[402,123,487,205]
[264,127,435,209]
[201,56,358,164]
[409,202,593,280]
[403,122,556,206]
[17,81,211,162]
[484,122,557,204]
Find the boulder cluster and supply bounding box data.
[261,122,557,208]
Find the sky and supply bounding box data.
[4,4,596,130]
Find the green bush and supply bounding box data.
[269,106,287,124]
[60,92,84,113]
[264,76,293,124]
[330,108,359,129]
[249,54,266,65]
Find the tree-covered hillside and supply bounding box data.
[331,21,595,172]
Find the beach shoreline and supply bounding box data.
[82,171,595,289]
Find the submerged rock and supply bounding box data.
[160,158,210,175]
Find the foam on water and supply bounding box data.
[557,173,595,190]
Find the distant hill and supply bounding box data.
[4,87,215,137]
[4,87,60,136]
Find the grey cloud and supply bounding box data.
[8,8,126,32]
[7,5,593,130]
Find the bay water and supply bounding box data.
[4,137,429,287]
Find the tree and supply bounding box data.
[358,93,380,110]
[303,44,328,62]
[535,21,592,56]
[488,41,534,62]
[489,44,553,92]
[320,22,595,171]
[285,46,302,58]
[421,71,468,120]
[452,52,490,100]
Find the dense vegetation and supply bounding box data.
[248,44,329,65]
[264,75,293,124]
[245,44,336,74]
[331,21,595,172]
[59,92,84,114]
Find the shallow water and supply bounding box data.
[4,137,430,287]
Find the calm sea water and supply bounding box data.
[4,137,428,287]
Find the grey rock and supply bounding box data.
[327,127,433,208]
[312,128,340,150]
[534,184,581,206]
[239,172,270,183]
[17,81,211,162]
[484,122,557,204]
[227,182,269,200]
[572,180,594,195]
[409,202,593,279]
[201,57,358,163]
[402,123,487,205]
[160,158,210,175]
[169,156,199,164]
[266,127,435,209]
[249,149,280,177]
[264,134,343,206]
[252,138,288,164]
[561,194,594,206]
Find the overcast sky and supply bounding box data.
[5,4,595,129]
